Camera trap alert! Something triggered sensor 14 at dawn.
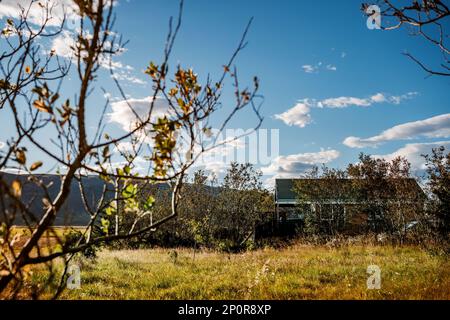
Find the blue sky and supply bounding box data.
[1,0,449,184]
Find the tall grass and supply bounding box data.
[31,244,449,300]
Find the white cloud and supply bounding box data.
[46,25,145,86]
[108,96,171,132]
[301,61,336,74]
[276,92,418,128]
[188,134,248,176]
[109,98,253,177]
[1,0,140,85]
[274,99,312,128]
[113,141,135,153]
[0,168,28,175]
[373,141,450,172]
[194,160,230,176]
[86,155,147,175]
[318,96,372,108]
[111,71,146,85]
[343,113,450,148]
[317,92,417,108]
[301,64,317,73]
[369,93,386,103]
[0,0,117,28]
[389,92,418,104]
[261,149,340,177]
[0,0,77,28]
[50,30,76,59]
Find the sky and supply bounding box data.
[1,0,449,186]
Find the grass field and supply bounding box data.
[29,244,450,300]
[8,226,84,256]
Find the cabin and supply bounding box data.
[273,178,426,235]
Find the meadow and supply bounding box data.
[30,244,450,300]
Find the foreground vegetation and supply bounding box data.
[30,244,450,300]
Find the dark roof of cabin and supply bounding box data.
[275,178,425,204]
[276,179,300,202]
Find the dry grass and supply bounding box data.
[8,226,83,256]
[28,244,450,300]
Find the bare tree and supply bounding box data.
[363,0,450,76]
[0,0,263,298]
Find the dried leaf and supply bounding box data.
[15,149,26,165]
[42,197,52,209]
[33,99,51,113]
[30,161,43,171]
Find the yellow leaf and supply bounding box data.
[15,149,26,165]
[30,161,43,171]
[11,180,22,198]
[25,66,31,74]
[0,270,10,277]
[33,99,51,113]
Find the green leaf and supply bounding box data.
[104,205,115,216]
[122,183,137,198]
[143,196,155,211]
[101,218,110,234]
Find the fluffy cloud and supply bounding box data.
[373,141,450,172]
[108,96,171,132]
[0,0,77,27]
[193,160,231,176]
[261,149,340,177]
[50,30,76,59]
[274,99,312,128]
[343,113,450,148]
[48,30,146,85]
[276,92,418,128]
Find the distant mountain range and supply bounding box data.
[1,172,236,227]
[1,172,115,226]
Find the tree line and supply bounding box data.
[294,149,449,248]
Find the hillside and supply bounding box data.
[1,172,113,226]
